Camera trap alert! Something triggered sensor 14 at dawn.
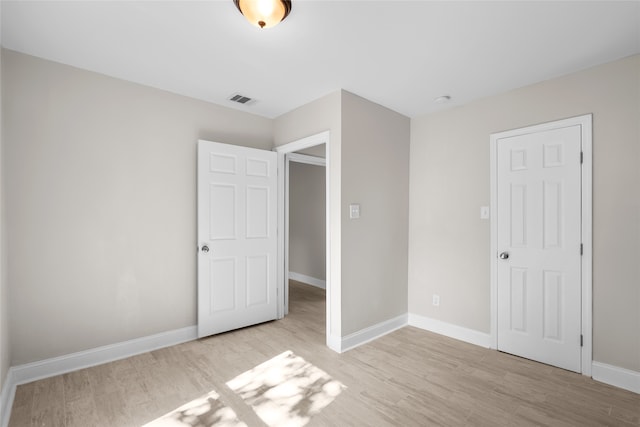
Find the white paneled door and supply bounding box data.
[197,141,278,338]
[496,123,583,372]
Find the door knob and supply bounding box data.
[202,245,210,253]
[499,252,509,260]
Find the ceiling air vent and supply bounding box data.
[228,93,256,105]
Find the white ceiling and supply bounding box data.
[2,1,639,119]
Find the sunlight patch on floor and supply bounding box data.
[142,390,247,427]
[226,351,345,427]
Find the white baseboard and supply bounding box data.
[0,325,197,427]
[1,369,16,427]
[340,314,408,353]
[289,272,326,289]
[327,334,342,354]
[9,326,197,386]
[408,314,639,395]
[592,361,640,394]
[408,313,492,348]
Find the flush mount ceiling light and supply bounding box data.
[234,0,292,29]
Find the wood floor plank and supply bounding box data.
[30,405,65,427]
[61,370,91,404]
[6,405,31,427]
[92,390,133,427]
[63,395,99,427]
[8,281,640,427]
[31,376,64,424]
[12,382,35,409]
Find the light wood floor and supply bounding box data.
[9,280,640,426]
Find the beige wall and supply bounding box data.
[275,90,411,339]
[274,91,342,338]
[289,162,326,281]
[408,55,640,371]
[3,49,273,364]
[6,44,634,377]
[341,91,410,335]
[0,7,10,393]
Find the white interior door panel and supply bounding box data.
[198,141,278,338]
[496,124,582,372]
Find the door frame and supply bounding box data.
[489,114,593,376]
[275,131,335,350]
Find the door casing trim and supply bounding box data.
[275,131,338,351]
[489,114,592,376]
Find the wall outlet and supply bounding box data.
[432,294,440,307]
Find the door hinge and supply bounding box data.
[580,335,584,347]
[580,243,583,255]
[580,152,584,164]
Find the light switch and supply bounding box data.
[480,206,490,219]
[349,203,360,219]
[432,294,440,307]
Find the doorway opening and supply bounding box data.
[286,152,326,319]
[275,131,334,350]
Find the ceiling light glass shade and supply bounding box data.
[234,0,292,29]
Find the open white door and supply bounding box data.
[197,140,278,338]
[494,122,583,372]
